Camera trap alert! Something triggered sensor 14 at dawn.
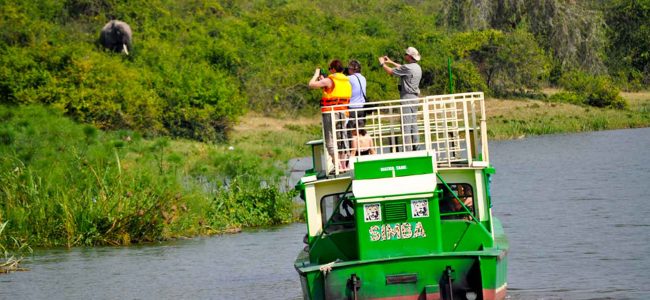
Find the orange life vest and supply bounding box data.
[321,73,351,112]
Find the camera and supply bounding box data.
[319,68,328,77]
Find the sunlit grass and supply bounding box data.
[0,106,298,248]
[485,92,650,139]
[2,91,648,249]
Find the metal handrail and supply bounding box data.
[322,92,487,175]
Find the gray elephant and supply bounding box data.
[99,20,132,55]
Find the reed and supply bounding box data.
[0,105,301,248]
[0,221,30,273]
[2,92,647,248]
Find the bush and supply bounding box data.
[208,178,294,229]
[0,1,247,142]
[558,71,628,109]
[611,69,645,92]
[0,105,298,247]
[548,91,584,105]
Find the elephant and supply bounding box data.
[99,20,132,55]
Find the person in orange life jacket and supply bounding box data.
[308,59,352,171]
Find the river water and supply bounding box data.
[2,128,649,300]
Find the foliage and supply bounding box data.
[605,0,650,86]
[0,0,533,135]
[468,29,550,95]
[0,0,645,140]
[441,0,607,77]
[0,0,246,142]
[548,92,584,106]
[207,179,295,229]
[556,71,628,109]
[0,105,297,247]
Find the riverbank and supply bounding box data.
[0,105,304,251]
[1,91,648,252]
[485,91,650,139]
[235,91,650,141]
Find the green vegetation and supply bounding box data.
[2,1,646,141]
[1,0,649,255]
[550,71,627,109]
[0,221,30,273]
[0,105,303,249]
[487,92,650,139]
[605,0,650,91]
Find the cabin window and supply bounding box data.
[438,183,474,219]
[320,192,355,231]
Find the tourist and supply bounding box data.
[379,47,422,151]
[308,59,351,171]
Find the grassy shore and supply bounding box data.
[1,92,649,253]
[237,91,650,142]
[0,106,306,250]
[486,91,650,139]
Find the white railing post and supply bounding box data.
[462,97,472,166]
[481,93,490,164]
[422,97,432,152]
[377,108,384,154]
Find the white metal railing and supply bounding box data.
[321,92,488,176]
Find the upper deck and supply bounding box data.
[312,92,489,177]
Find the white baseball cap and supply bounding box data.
[405,46,421,61]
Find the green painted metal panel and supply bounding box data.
[354,156,434,180]
[355,196,442,260]
[439,221,494,252]
[308,229,358,264]
[298,256,481,299]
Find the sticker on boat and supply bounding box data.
[363,203,381,222]
[411,199,429,218]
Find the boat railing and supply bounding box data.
[321,92,488,176]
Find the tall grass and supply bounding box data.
[0,105,298,248]
[3,92,647,248]
[0,221,31,273]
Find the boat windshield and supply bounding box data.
[320,192,355,233]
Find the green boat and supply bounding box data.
[294,92,508,300]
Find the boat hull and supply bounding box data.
[296,250,507,300]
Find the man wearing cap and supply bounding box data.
[379,47,423,151]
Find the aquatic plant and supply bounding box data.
[0,221,31,273]
[0,105,299,248]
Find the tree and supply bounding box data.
[470,29,550,94]
[605,0,650,85]
[441,0,606,75]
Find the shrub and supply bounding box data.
[548,91,584,105]
[558,71,628,109]
[0,105,298,247]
